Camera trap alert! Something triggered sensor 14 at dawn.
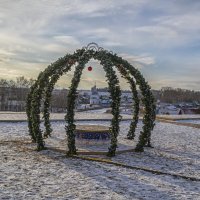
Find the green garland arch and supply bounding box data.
[117,64,139,140]
[26,43,156,156]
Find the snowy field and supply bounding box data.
[0,118,200,199]
[0,111,132,122]
[157,114,200,120]
[175,119,200,125]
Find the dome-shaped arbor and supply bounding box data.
[26,43,156,157]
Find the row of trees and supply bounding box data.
[1,77,200,104]
[0,76,35,88]
[157,87,200,103]
[0,77,68,112]
[97,87,200,103]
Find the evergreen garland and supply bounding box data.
[31,70,50,150]
[65,49,121,157]
[29,56,75,150]
[116,64,139,140]
[146,92,156,147]
[26,44,156,155]
[110,54,156,151]
[65,49,89,155]
[26,79,39,142]
[95,51,121,156]
[43,55,75,138]
[127,79,139,140]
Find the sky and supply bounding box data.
[0,0,200,90]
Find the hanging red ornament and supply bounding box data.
[88,66,92,71]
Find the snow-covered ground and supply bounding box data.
[0,116,200,199]
[0,111,132,122]
[175,119,200,125]
[157,114,200,120]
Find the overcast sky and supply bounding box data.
[0,0,200,90]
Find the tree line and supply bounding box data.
[98,87,200,103]
[0,77,200,104]
[156,87,200,103]
[0,76,35,88]
[0,77,67,112]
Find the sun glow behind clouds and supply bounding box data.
[0,0,200,90]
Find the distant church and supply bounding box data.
[90,84,100,105]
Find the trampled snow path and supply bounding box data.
[0,111,132,122]
[0,119,200,199]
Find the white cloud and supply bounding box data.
[150,78,200,91]
[54,36,80,46]
[135,26,178,39]
[120,53,155,67]
[0,0,200,90]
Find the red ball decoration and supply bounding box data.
[88,66,92,71]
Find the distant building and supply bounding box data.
[121,94,133,104]
[50,89,68,112]
[100,95,111,107]
[0,87,29,111]
[157,104,183,115]
[0,87,68,112]
[90,85,100,105]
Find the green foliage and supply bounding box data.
[43,54,74,138]
[110,54,156,151]
[65,49,121,156]
[116,64,139,140]
[28,55,74,150]
[127,78,139,140]
[95,51,121,156]
[26,82,38,142]
[26,45,156,155]
[0,76,35,88]
[65,55,89,155]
